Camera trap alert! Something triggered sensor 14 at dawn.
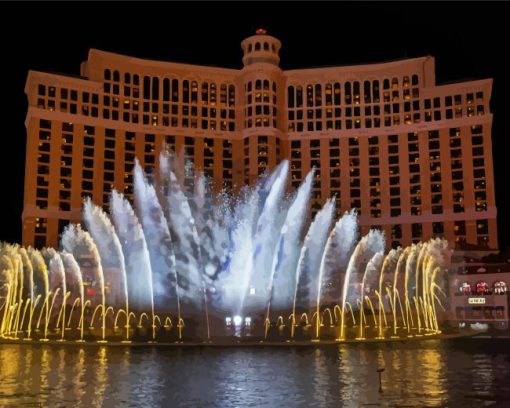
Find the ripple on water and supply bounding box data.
[0,340,509,407]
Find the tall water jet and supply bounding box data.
[403,244,419,334]
[246,160,289,313]
[0,254,14,336]
[392,247,410,336]
[160,151,210,340]
[202,188,232,312]
[18,248,34,304]
[423,238,451,331]
[48,252,67,340]
[109,190,155,338]
[291,198,335,338]
[133,160,179,312]
[28,248,49,301]
[60,252,84,328]
[83,198,127,308]
[357,252,384,339]
[9,250,24,338]
[314,209,358,339]
[135,160,183,341]
[215,185,258,316]
[159,152,204,307]
[340,229,385,340]
[414,243,430,332]
[191,172,229,292]
[268,170,314,316]
[0,247,20,332]
[377,248,400,338]
[61,224,106,341]
[82,198,131,340]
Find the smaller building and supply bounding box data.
[449,255,510,331]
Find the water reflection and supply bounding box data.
[74,348,86,406]
[93,347,108,407]
[0,339,509,407]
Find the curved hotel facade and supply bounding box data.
[23,30,497,252]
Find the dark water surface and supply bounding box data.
[0,338,509,407]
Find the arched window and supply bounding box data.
[247,82,252,92]
[255,42,261,51]
[345,82,352,104]
[124,73,131,84]
[143,76,151,99]
[182,80,190,103]
[296,85,303,108]
[133,74,140,86]
[113,70,120,82]
[272,82,276,92]
[220,83,227,104]
[210,82,216,104]
[383,79,390,90]
[494,281,507,294]
[263,80,269,90]
[163,78,170,101]
[228,85,235,106]
[152,77,159,100]
[287,86,295,108]
[333,83,341,105]
[315,84,322,106]
[271,44,276,52]
[255,80,262,90]
[306,84,313,107]
[201,82,209,103]
[364,80,371,103]
[391,77,399,89]
[403,76,410,87]
[191,81,198,103]
[353,81,360,97]
[104,69,111,81]
[263,42,269,51]
[171,79,179,102]
[325,83,332,106]
[372,80,380,102]
[412,74,419,86]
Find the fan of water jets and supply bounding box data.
[0,147,452,341]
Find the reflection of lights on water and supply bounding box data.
[249,286,256,295]
[245,317,251,327]
[233,315,243,326]
[225,317,232,326]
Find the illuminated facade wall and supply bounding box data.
[23,31,497,250]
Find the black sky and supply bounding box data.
[1,2,509,250]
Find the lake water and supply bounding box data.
[0,338,509,407]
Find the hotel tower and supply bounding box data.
[23,30,497,252]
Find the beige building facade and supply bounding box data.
[23,30,497,251]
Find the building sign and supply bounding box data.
[468,297,486,305]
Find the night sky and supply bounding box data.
[1,3,509,250]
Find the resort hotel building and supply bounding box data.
[22,29,497,254]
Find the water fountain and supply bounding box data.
[0,148,451,345]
